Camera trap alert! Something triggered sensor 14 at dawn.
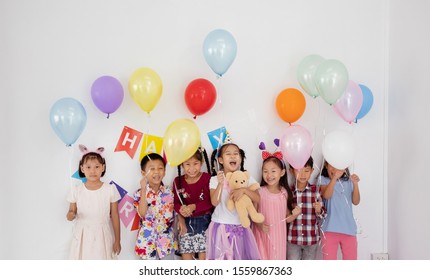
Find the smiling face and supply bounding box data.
[218,144,242,173]
[142,159,166,188]
[182,156,203,179]
[262,159,285,188]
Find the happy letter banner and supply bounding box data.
[114,126,143,158]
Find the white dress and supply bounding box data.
[67,182,120,259]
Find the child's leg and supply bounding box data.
[301,244,319,260]
[287,242,302,260]
[339,234,357,260]
[322,232,340,260]
[181,253,195,260]
[198,252,206,260]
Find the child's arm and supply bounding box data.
[350,174,361,205]
[210,171,224,206]
[286,206,301,223]
[137,177,148,217]
[230,188,260,204]
[177,214,187,236]
[66,203,77,221]
[320,169,344,199]
[111,201,121,255]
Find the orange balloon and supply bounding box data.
[275,88,306,124]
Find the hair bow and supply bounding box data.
[259,139,283,160]
[262,150,283,160]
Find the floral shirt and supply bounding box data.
[133,184,177,259]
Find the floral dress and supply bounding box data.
[133,184,177,259]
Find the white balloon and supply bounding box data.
[322,130,355,169]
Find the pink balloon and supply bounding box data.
[333,80,363,124]
[280,125,314,169]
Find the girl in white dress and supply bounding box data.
[66,145,121,259]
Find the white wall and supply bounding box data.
[388,0,430,259]
[1,0,388,259]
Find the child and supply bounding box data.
[66,144,121,259]
[173,147,213,260]
[252,150,301,260]
[206,143,261,260]
[133,153,177,260]
[288,156,325,260]
[319,161,360,260]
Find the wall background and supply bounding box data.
[1,0,427,260]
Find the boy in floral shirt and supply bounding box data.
[133,153,177,259]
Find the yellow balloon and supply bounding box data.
[163,119,201,166]
[128,67,162,113]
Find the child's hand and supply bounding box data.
[216,171,224,186]
[291,206,302,217]
[140,176,147,197]
[313,201,322,214]
[332,169,345,180]
[229,188,245,202]
[179,205,193,217]
[113,241,121,256]
[178,220,187,236]
[257,223,270,233]
[66,210,76,221]
[350,174,360,183]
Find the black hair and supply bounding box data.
[260,156,293,213]
[176,147,211,191]
[140,153,166,171]
[304,156,314,168]
[210,143,246,176]
[78,152,106,177]
[320,160,349,181]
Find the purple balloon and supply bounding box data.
[91,76,124,117]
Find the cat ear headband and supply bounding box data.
[259,138,283,161]
[79,144,105,156]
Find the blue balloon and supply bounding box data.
[203,29,237,77]
[49,97,87,146]
[356,84,374,121]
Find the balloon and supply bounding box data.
[163,119,201,166]
[314,59,349,105]
[184,78,217,119]
[356,84,374,121]
[322,130,355,169]
[297,54,325,98]
[49,97,87,146]
[280,124,313,169]
[333,80,363,124]
[203,29,237,77]
[91,75,124,118]
[275,88,306,124]
[128,67,162,114]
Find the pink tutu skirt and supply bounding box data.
[206,222,261,260]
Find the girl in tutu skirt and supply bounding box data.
[206,143,261,260]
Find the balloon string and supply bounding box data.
[68,145,74,188]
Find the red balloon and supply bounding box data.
[184,78,217,118]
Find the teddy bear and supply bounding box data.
[226,170,265,228]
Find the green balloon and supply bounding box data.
[314,59,349,105]
[297,54,325,98]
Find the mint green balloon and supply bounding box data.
[297,54,325,98]
[314,59,349,105]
